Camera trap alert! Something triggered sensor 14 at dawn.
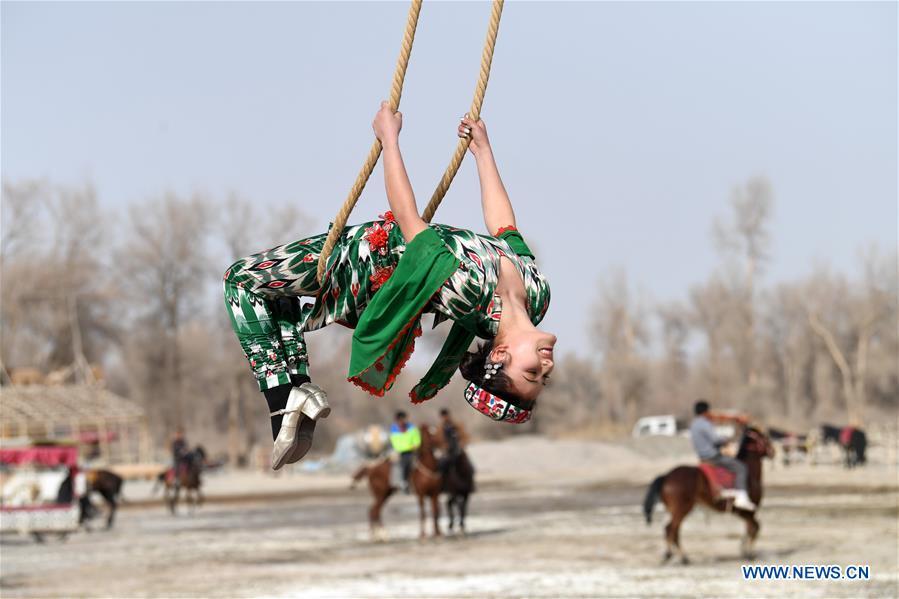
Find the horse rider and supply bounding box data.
[389,411,421,493]
[170,428,190,486]
[437,408,468,476]
[689,400,756,511]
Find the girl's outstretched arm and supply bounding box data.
[373,102,427,242]
[460,116,516,235]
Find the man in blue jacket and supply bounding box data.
[690,400,756,511]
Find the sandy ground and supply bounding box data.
[1,435,897,598]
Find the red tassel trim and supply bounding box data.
[347,267,459,399]
[494,225,518,236]
[347,320,423,397]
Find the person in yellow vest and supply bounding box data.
[389,411,421,493]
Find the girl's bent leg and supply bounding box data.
[223,276,301,392]
[223,233,333,465]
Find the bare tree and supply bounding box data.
[591,271,650,424]
[119,192,212,429]
[712,176,773,388]
[806,250,897,425]
[220,192,315,261]
[654,301,691,413]
[688,276,732,404]
[536,354,602,433]
[1,180,113,382]
[1,179,46,260]
[763,284,814,423]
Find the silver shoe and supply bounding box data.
[285,383,331,465]
[297,382,331,420]
[270,384,331,470]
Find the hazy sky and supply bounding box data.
[2,1,896,355]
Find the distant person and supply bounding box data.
[171,428,190,485]
[437,408,467,476]
[360,424,389,459]
[389,411,421,493]
[689,400,755,511]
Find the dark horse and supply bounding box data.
[80,469,125,529]
[352,425,456,540]
[643,427,774,563]
[154,446,207,514]
[821,424,867,468]
[442,448,476,535]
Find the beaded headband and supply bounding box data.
[463,381,532,424]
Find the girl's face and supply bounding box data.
[490,329,557,403]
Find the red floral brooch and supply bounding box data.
[364,224,390,255]
[369,265,394,291]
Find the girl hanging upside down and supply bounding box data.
[223,102,556,469]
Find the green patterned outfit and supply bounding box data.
[223,211,550,403]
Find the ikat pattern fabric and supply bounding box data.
[223,212,551,393]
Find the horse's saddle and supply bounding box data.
[839,426,855,447]
[164,465,189,485]
[698,463,737,498]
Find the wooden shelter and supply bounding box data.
[0,385,150,464]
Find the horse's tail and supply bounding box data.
[643,474,666,525]
[350,465,369,489]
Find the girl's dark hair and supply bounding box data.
[459,341,533,410]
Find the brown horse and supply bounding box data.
[80,469,125,529]
[643,427,774,563]
[154,446,206,514]
[351,424,444,540]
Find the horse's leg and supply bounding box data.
[446,496,456,533]
[661,489,694,566]
[102,490,116,529]
[662,519,675,564]
[79,495,95,531]
[370,493,387,542]
[417,493,426,540]
[170,485,179,515]
[460,493,469,535]
[738,512,761,558]
[376,495,389,542]
[431,493,442,538]
[368,499,379,540]
[664,507,691,565]
[671,505,692,565]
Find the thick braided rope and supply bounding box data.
[422,0,504,223]
[317,0,423,282]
